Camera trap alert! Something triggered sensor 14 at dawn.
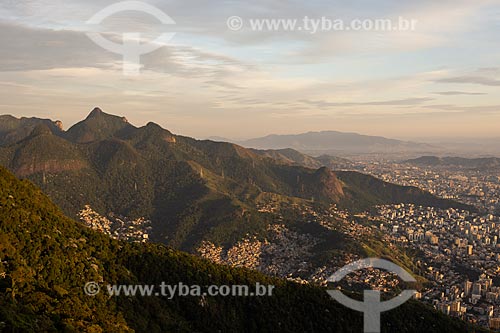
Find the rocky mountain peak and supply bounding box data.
[88,107,103,118]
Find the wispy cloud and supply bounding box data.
[433,91,487,96]
[0,21,254,88]
[423,103,500,114]
[437,76,500,86]
[1,0,500,138]
[298,97,434,108]
[435,67,500,87]
[0,22,114,71]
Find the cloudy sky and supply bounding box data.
[1,0,499,140]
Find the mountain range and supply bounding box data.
[0,108,472,253]
[234,131,439,156]
[0,108,485,332]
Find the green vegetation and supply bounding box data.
[0,110,473,254]
[0,166,483,332]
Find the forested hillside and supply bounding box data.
[0,166,481,332]
[0,109,472,252]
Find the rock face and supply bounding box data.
[164,135,176,143]
[15,159,87,177]
[9,126,89,177]
[54,120,64,131]
[295,167,344,202]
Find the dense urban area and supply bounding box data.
[363,160,500,329]
[80,159,500,330]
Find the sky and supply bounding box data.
[0,0,499,140]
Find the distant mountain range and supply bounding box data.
[406,156,500,169]
[0,108,471,255]
[236,131,439,156]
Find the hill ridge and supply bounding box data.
[0,108,473,253]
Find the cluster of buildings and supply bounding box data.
[362,162,500,214]
[373,203,500,328]
[78,205,152,242]
[432,274,500,328]
[198,223,320,280]
[77,158,500,329]
[200,200,403,292]
[252,187,500,330]
[205,160,500,330]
